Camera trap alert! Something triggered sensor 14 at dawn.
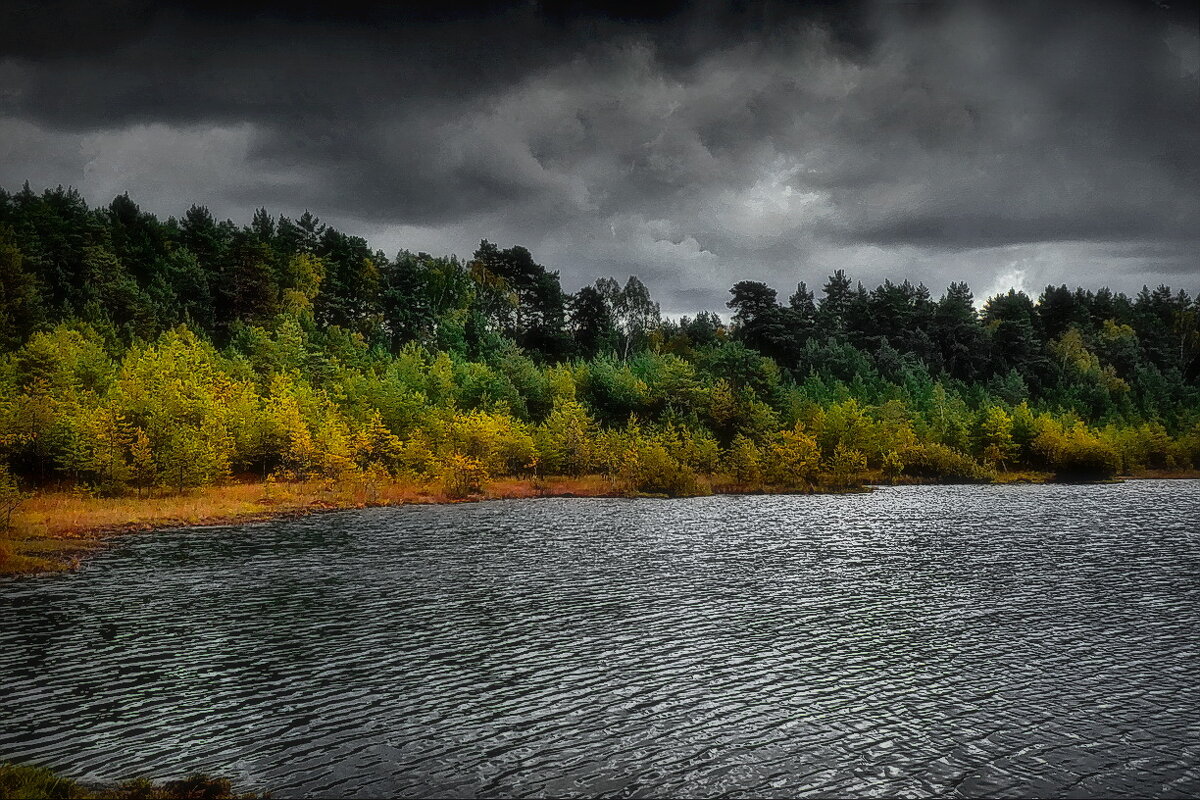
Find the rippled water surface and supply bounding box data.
[2,481,1199,798]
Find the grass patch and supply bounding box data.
[0,762,79,799]
[0,763,263,800]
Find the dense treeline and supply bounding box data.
[1,184,1198,497]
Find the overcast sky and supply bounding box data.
[1,0,1197,314]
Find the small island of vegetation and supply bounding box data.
[0,761,261,800]
[1,185,1197,575]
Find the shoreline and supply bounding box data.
[2,470,1197,578]
[0,475,626,577]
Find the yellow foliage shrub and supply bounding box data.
[905,442,992,482]
[534,399,595,475]
[437,453,489,499]
[616,437,702,497]
[1057,423,1121,479]
[443,410,536,475]
[762,425,820,487]
[726,435,762,484]
[824,443,868,487]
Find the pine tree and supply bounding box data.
[130,428,156,498]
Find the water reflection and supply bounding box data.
[2,481,1199,798]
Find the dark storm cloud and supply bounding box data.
[1,0,1196,312]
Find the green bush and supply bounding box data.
[436,453,489,499]
[761,427,820,487]
[619,440,702,497]
[823,443,868,488]
[905,442,993,482]
[1056,433,1121,480]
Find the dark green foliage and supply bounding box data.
[727,280,795,363]
[818,269,854,335]
[0,230,45,351]
[569,285,619,358]
[471,240,570,360]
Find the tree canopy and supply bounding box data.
[1,184,1197,496]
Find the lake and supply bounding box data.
[2,481,1198,798]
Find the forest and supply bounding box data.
[1,183,1199,504]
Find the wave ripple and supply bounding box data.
[2,481,1199,798]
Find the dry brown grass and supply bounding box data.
[0,474,629,577]
[482,474,622,500]
[1122,468,1200,480]
[3,468,1193,578]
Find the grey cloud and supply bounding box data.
[1,0,1196,312]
